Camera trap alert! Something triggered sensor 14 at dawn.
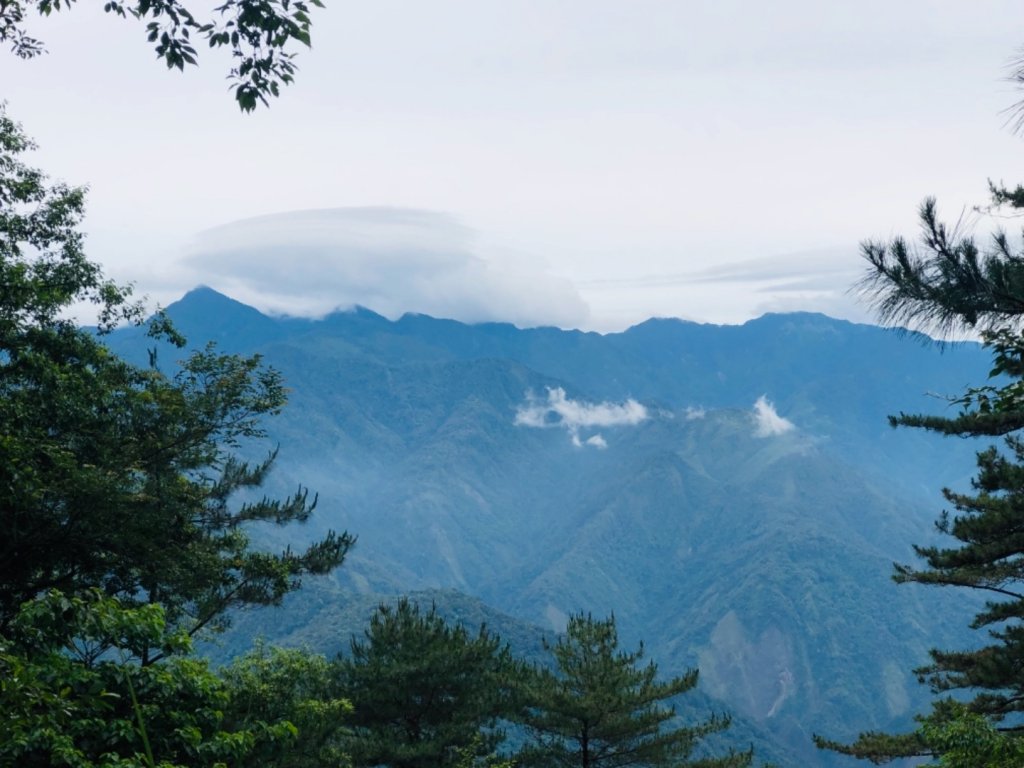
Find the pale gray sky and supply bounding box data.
[4,1,1024,330]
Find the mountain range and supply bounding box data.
[106,287,995,766]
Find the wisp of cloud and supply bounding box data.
[515,387,646,447]
[752,395,795,437]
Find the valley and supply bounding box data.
[108,287,995,766]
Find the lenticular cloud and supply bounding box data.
[181,207,590,329]
[515,387,647,447]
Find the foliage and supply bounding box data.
[335,598,521,768]
[819,188,1024,762]
[1,0,322,110]
[220,641,352,768]
[520,613,752,768]
[919,703,1024,768]
[820,701,1024,766]
[0,589,269,768]
[858,195,1024,337]
[0,104,353,648]
[449,737,516,768]
[814,728,928,764]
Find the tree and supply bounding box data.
[520,613,752,768]
[1,0,322,110]
[0,104,353,648]
[220,642,352,768]
[816,190,1024,762]
[335,598,521,768]
[0,104,355,766]
[0,589,292,768]
[857,192,1024,340]
[919,703,1024,768]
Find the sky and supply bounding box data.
[4,1,1024,331]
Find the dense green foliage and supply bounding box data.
[919,704,1024,768]
[0,590,350,768]
[220,642,351,768]
[521,613,752,768]
[0,590,263,767]
[818,190,1024,763]
[336,598,520,768]
[1,0,321,110]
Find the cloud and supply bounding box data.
[752,395,795,437]
[515,387,647,447]
[684,406,706,420]
[174,207,590,329]
[573,246,869,331]
[578,248,857,290]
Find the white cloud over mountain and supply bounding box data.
[752,395,795,437]
[515,387,647,447]
[177,208,589,329]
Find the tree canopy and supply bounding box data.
[859,195,1024,337]
[335,598,520,768]
[1,590,264,767]
[521,613,752,768]
[1,0,323,110]
[220,641,351,768]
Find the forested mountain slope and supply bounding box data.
[108,287,992,765]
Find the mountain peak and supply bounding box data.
[161,286,285,352]
[170,285,259,314]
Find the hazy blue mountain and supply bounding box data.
[107,287,995,766]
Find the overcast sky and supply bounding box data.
[4,1,1024,331]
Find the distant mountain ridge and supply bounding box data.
[106,287,994,766]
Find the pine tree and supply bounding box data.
[521,613,752,768]
[817,189,1024,761]
[335,598,520,768]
